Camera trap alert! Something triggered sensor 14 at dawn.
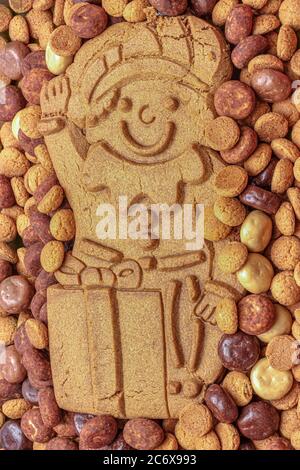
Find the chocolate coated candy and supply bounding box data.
[251,69,292,103]
[0,176,15,209]
[204,384,238,423]
[0,41,29,80]
[0,420,32,450]
[239,185,281,214]
[46,437,78,450]
[237,402,279,440]
[21,50,47,76]
[0,378,21,403]
[191,0,217,16]
[218,331,260,371]
[0,275,34,314]
[22,378,39,405]
[79,415,118,449]
[0,259,12,283]
[252,159,277,188]
[74,413,95,435]
[21,408,54,443]
[0,85,26,122]
[0,345,26,384]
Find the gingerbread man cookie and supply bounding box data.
[39,15,244,418]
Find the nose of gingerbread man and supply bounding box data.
[139,105,156,125]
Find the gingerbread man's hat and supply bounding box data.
[66,15,232,129]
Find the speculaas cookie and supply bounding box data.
[39,15,244,418]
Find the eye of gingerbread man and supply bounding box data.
[118,97,132,113]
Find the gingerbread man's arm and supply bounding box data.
[39,76,88,189]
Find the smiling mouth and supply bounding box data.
[120,120,175,156]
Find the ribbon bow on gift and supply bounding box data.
[55,253,143,289]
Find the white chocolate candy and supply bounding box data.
[240,210,272,252]
[237,253,274,294]
[46,43,73,75]
[250,357,293,400]
[258,304,293,343]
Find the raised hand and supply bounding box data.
[39,76,71,136]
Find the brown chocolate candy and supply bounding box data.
[38,303,48,324]
[0,345,27,384]
[14,324,32,356]
[239,185,281,214]
[0,421,32,450]
[239,441,256,450]
[191,0,217,16]
[22,378,39,405]
[21,51,47,77]
[0,275,34,314]
[123,419,164,450]
[0,259,13,283]
[29,208,53,244]
[0,176,15,209]
[225,5,253,45]
[38,387,62,428]
[214,81,256,120]
[27,371,53,390]
[0,378,21,403]
[21,408,54,443]
[33,175,59,203]
[79,415,118,450]
[53,412,77,438]
[231,35,269,69]
[24,242,43,277]
[0,85,26,122]
[267,437,293,450]
[46,437,78,450]
[20,68,54,105]
[252,158,278,188]
[30,290,47,320]
[73,413,95,435]
[22,225,41,248]
[22,348,52,382]
[100,432,133,450]
[251,69,292,103]
[237,402,279,440]
[218,332,260,371]
[35,270,56,292]
[149,0,188,15]
[204,384,238,423]
[0,41,30,80]
[238,294,276,335]
[221,127,258,164]
[70,4,108,39]
[18,129,44,157]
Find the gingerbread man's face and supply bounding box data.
[86,79,208,164]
